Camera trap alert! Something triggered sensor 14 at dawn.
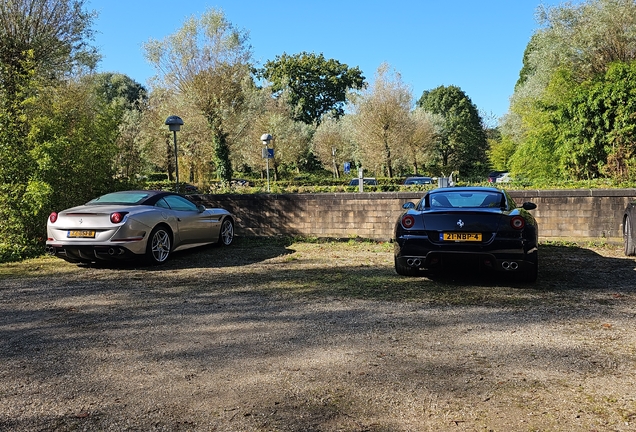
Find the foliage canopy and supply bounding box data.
[418,85,488,179]
[260,52,366,125]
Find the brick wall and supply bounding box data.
[195,189,636,242]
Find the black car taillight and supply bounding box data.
[110,212,128,224]
[401,215,415,229]
[510,216,525,230]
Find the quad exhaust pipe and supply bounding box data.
[405,257,520,270]
[45,246,56,255]
[406,258,422,267]
[501,261,519,270]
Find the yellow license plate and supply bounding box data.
[68,230,96,238]
[442,232,482,242]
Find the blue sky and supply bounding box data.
[88,0,568,124]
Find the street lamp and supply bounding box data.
[165,115,184,193]
[261,133,273,192]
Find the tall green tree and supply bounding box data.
[80,73,149,180]
[84,72,147,109]
[505,0,636,181]
[29,80,122,213]
[260,52,365,125]
[144,8,253,184]
[0,0,97,258]
[417,85,488,179]
[558,61,636,181]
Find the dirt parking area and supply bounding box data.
[1,239,636,431]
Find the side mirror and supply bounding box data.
[197,204,206,213]
[522,202,537,211]
[403,202,415,209]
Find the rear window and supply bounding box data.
[429,191,503,208]
[87,192,151,205]
[404,177,432,185]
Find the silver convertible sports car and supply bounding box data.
[45,190,235,265]
[393,187,539,282]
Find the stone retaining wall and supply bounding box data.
[195,189,636,242]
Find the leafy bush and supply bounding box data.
[0,241,43,264]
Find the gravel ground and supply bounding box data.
[1,239,636,431]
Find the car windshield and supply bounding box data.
[87,192,151,205]
[429,191,503,208]
[405,177,431,185]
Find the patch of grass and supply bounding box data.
[0,255,77,278]
[2,239,632,309]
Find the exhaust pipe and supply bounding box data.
[45,246,55,255]
[406,258,422,267]
[501,261,519,271]
[107,247,126,256]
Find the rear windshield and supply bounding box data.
[428,191,503,208]
[87,192,151,205]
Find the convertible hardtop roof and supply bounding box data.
[430,186,503,193]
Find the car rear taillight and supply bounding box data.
[110,212,127,224]
[510,216,525,230]
[401,215,415,229]
[49,212,58,223]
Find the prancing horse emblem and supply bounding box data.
[457,219,464,228]
[78,218,83,224]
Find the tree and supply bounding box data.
[403,108,443,175]
[417,85,488,179]
[22,78,122,251]
[260,52,365,125]
[231,90,315,181]
[84,72,147,109]
[504,0,636,181]
[0,0,98,95]
[349,64,412,178]
[144,8,253,184]
[78,73,149,181]
[535,0,636,82]
[0,0,98,257]
[557,61,636,181]
[486,127,517,172]
[312,116,358,178]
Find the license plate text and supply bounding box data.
[441,232,482,242]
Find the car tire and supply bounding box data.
[394,256,421,276]
[217,218,234,246]
[624,215,636,256]
[146,226,172,264]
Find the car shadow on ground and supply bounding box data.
[77,236,296,272]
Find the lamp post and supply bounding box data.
[165,115,184,193]
[261,133,273,192]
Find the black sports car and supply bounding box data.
[393,187,539,282]
[624,201,636,256]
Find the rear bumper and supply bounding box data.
[394,234,536,273]
[45,243,144,263]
